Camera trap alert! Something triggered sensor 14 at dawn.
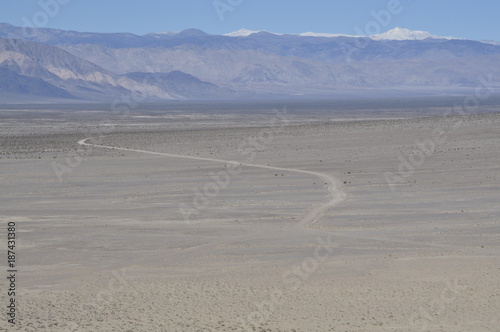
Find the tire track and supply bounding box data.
[78,138,345,229]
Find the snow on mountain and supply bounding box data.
[224,29,259,37]
[226,27,456,40]
[481,40,500,46]
[371,27,453,40]
[224,29,283,37]
[3,23,499,101]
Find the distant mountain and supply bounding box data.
[240,27,498,43]
[299,32,361,38]
[0,66,73,98]
[371,27,453,41]
[224,29,284,37]
[55,27,500,94]
[124,71,233,99]
[0,23,499,102]
[0,34,231,101]
[229,27,453,41]
[0,37,127,101]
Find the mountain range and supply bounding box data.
[226,27,452,40]
[0,23,499,102]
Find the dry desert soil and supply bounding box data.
[0,105,499,332]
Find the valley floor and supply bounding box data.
[1,110,499,331]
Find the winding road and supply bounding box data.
[78,138,346,228]
[77,137,499,256]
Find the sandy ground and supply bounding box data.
[0,109,499,331]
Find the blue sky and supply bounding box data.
[1,0,499,40]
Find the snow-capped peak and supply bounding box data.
[299,27,456,41]
[224,29,283,37]
[371,27,452,40]
[224,27,457,41]
[224,29,259,37]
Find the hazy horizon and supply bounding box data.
[1,0,499,40]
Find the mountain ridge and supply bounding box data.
[0,35,231,101]
[1,23,499,102]
[227,27,458,41]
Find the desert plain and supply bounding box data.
[0,100,499,331]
